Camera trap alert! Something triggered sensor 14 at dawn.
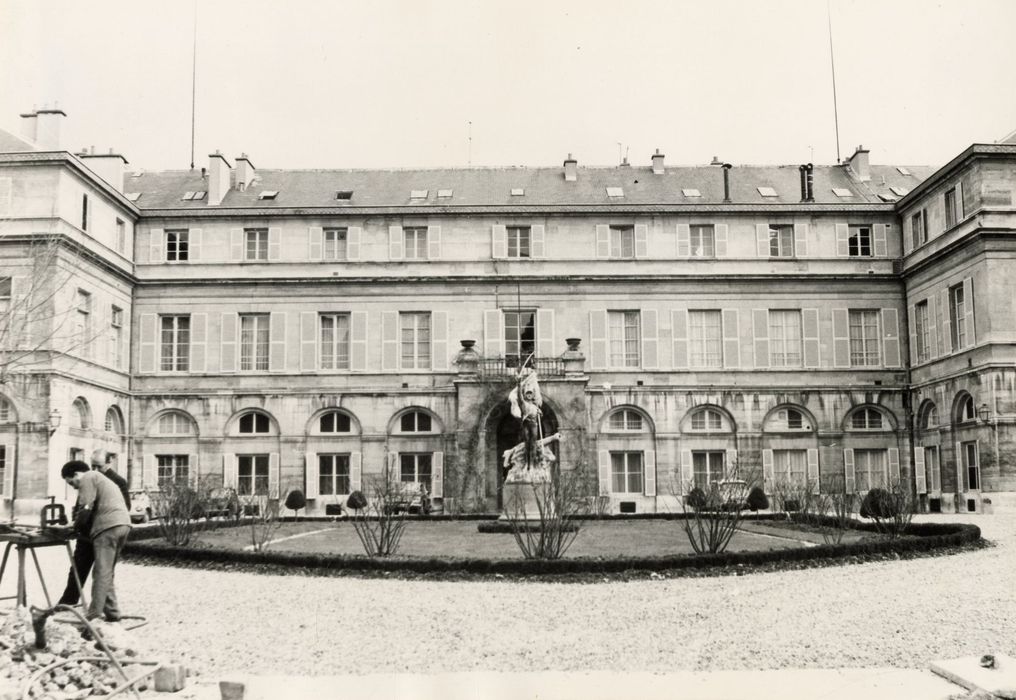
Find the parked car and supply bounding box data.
[129,490,154,523]
[200,487,240,519]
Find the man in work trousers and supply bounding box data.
[57,451,131,617]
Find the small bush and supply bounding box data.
[285,489,307,517]
[860,488,898,519]
[347,491,368,510]
[686,487,707,510]
[746,487,769,511]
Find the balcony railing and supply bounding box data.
[477,357,565,378]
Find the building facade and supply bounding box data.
[1,109,1014,517]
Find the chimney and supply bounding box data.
[805,163,815,202]
[207,151,232,205]
[34,108,66,150]
[651,149,665,175]
[722,163,732,203]
[848,145,870,182]
[19,111,38,143]
[235,153,256,192]
[563,153,577,182]
[799,165,808,202]
[79,149,128,193]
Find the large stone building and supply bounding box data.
[1,109,1014,517]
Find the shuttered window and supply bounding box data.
[609,226,635,259]
[240,314,270,371]
[610,452,644,493]
[403,227,428,260]
[608,311,641,367]
[854,449,887,492]
[689,311,722,368]
[507,226,531,258]
[692,451,725,488]
[914,301,931,363]
[319,313,351,370]
[848,225,872,257]
[504,310,536,365]
[400,312,431,369]
[319,454,351,495]
[166,230,189,261]
[245,229,269,260]
[768,225,794,257]
[848,310,881,367]
[323,228,348,260]
[773,450,807,487]
[156,455,189,487]
[160,315,190,372]
[400,453,433,491]
[768,310,802,367]
[690,225,715,258]
[949,283,967,349]
[237,454,270,495]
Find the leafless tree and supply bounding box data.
[149,482,203,546]
[812,474,856,544]
[242,491,283,552]
[676,462,760,555]
[349,470,411,557]
[503,467,587,559]
[772,477,820,520]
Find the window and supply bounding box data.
[610,452,643,493]
[773,450,807,487]
[606,187,624,198]
[949,283,968,349]
[437,189,453,199]
[324,228,348,260]
[409,190,428,200]
[914,300,931,363]
[76,290,92,357]
[511,188,525,197]
[608,409,644,432]
[400,411,432,432]
[403,227,428,260]
[258,191,278,200]
[922,404,938,430]
[848,309,881,367]
[851,408,884,430]
[692,451,725,488]
[157,455,189,487]
[116,219,126,253]
[960,395,975,423]
[911,210,927,248]
[69,448,85,462]
[854,449,887,492]
[159,315,190,372]
[238,412,270,434]
[72,399,90,430]
[848,225,872,257]
[110,306,123,368]
[757,187,778,198]
[682,188,701,197]
[104,407,124,434]
[240,314,270,371]
[81,194,89,231]
[924,446,941,492]
[504,310,535,365]
[399,312,431,369]
[237,454,269,496]
[157,412,194,435]
[771,408,806,431]
[319,454,351,495]
[506,226,531,259]
[689,310,722,368]
[0,398,11,423]
[768,310,802,367]
[319,313,351,370]
[244,229,269,261]
[319,411,352,433]
[690,409,723,431]
[399,453,432,491]
[832,187,853,198]
[690,225,715,258]
[609,226,635,259]
[768,225,794,257]
[335,191,353,200]
[608,310,641,368]
[944,188,958,228]
[166,230,189,261]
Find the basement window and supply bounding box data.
[832,188,854,198]
[897,166,912,176]
[410,189,428,199]
[681,188,701,197]
[511,188,525,196]
[335,191,353,200]
[125,193,141,202]
[437,189,453,198]
[757,187,778,198]
[258,191,279,200]
[606,187,624,198]
[890,186,909,197]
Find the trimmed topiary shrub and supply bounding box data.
[285,489,307,518]
[746,487,769,511]
[347,490,368,510]
[860,488,899,519]
[686,487,707,510]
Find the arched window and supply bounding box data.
[922,404,938,430]
[399,411,433,433]
[608,409,644,432]
[156,411,195,435]
[238,411,271,435]
[959,395,975,423]
[768,407,809,431]
[690,408,724,431]
[851,408,884,430]
[72,398,90,430]
[319,411,352,433]
[104,407,124,434]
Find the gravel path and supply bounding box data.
[7,514,1014,678]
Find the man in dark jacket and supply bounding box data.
[57,449,130,608]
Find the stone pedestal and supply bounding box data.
[501,480,550,521]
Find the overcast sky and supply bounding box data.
[1,0,1014,172]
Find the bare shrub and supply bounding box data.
[859,480,914,539]
[350,473,411,557]
[772,477,819,520]
[504,468,586,560]
[678,468,758,555]
[149,483,202,546]
[812,474,857,545]
[243,493,282,552]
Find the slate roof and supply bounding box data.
[0,129,38,153]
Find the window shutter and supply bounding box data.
[939,288,952,355]
[589,310,608,370]
[188,454,199,487]
[190,228,202,262]
[956,181,964,220]
[963,277,975,347]
[595,225,610,258]
[873,224,888,257]
[794,223,809,257]
[641,309,658,369]
[802,308,820,367]
[2,444,13,498]
[308,227,323,261]
[381,311,399,370]
[882,308,900,368]
[755,224,770,257]
[300,312,317,372]
[680,450,692,494]
[928,295,938,358]
[432,452,444,498]
[598,450,610,495]
[676,224,691,257]
[762,449,774,494]
[903,219,913,255]
[191,313,207,372]
[492,225,507,259]
[843,449,855,494]
[643,450,656,496]
[150,228,164,264]
[832,308,850,368]
[388,225,404,260]
[386,452,398,483]
[427,225,442,260]
[139,313,156,373]
[807,448,819,494]
[725,449,738,479]
[483,309,505,358]
[672,309,688,369]
[835,223,850,257]
[752,309,769,369]
[531,224,545,258]
[722,309,739,368]
[220,312,237,373]
[268,227,282,261]
[222,453,236,490]
[269,452,280,498]
[954,441,963,493]
[305,452,319,499]
[634,224,649,258]
[536,308,555,358]
[230,228,243,261]
[350,452,362,493]
[143,454,156,490]
[347,227,361,261]
[431,310,449,370]
[914,447,927,495]
[351,310,368,371]
[909,304,919,365]
[269,312,286,372]
[715,223,728,257]
[888,447,900,486]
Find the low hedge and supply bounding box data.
[122,520,981,578]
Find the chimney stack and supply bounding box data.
[563,153,577,182]
[805,163,815,202]
[799,165,808,202]
[34,107,66,150]
[207,151,232,205]
[651,149,665,174]
[19,111,38,143]
[80,150,129,193]
[848,145,870,182]
[722,163,733,203]
[235,153,256,191]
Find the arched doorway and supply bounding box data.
[492,400,559,509]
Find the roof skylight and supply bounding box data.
[606,187,624,198]
[125,192,141,202]
[682,188,701,197]
[437,189,453,198]
[182,192,195,201]
[192,191,206,200]
[410,189,428,199]
[832,188,854,198]
[335,191,353,200]
[878,193,898,203]
[511,188,525,196]
[897,166,912,176]
[258,191,279,200]
[890,186,909,196]
[757,187,778,197]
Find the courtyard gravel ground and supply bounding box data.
[4,513,1014,679]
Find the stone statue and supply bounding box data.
[502,367,560,483]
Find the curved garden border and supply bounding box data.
[122,518,982,579]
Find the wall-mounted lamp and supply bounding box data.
[978,403,992,424]
[48,408,61,435]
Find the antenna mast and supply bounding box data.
[189,0,198,170]
[827,0,842,163]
